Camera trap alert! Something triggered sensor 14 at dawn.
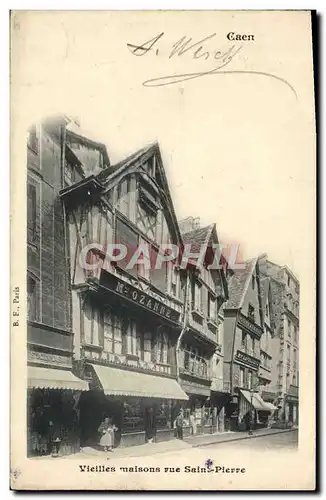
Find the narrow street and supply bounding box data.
[202,429,298,451]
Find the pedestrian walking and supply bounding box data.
[189,412,197,436]
[175,409,184,440]
[98,417,118,452]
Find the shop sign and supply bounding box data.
[234,350,260,370]
[238,313,263,338]
[100,271,180,323]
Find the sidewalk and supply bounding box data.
[184,426,297,448]
[74,427,297,460]
[32,427,297,461]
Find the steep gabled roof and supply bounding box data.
[182,224,214,253]
[97,142,183,246]
[225,257,257,309]
[65,118,110,166]
[97,144,153,180]
[181,222,229,300]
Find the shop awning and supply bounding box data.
[263,401,278,411]
[240,389,275,412]
[90,364,189,400]
[28,366,89,391]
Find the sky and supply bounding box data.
[14,11,316,279]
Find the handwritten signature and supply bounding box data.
[127,32,297,99]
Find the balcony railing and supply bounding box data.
[188,311,218,345]
[240,343,259,360]
[211,378,231,393]
[179,365,211,380]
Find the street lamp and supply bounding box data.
[248,389,255,436]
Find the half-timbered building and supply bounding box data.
[177,218,229,435]
[60,142,189,447]
[223,258,277,431]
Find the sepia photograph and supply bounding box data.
[10,9,316,490]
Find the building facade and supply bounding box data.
[60,140,191,448]
[257,277,275,400]
[223,258,276,431]
[26,115,299,456]
[26,117,90,457]
[258,257,299,426]
[177,218,229,435]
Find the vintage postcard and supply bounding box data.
[10,10,316,490]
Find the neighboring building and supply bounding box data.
[60,141,190,448]
[223,258,276,431]
[177,218,229,435]
[258,257,299,426]
[26,117,93,456]
[257,277,275,400]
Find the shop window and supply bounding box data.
[27,183,37,244]
[123,400,143,433]
[156,401,171,429]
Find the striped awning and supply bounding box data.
[91,364,188,400]
[240,389,275,413]
[28,366,89,391]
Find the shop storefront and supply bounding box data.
[236,389,277,431]
[178,380,213,436]
[78,363,188,448]
[27,366,89,457]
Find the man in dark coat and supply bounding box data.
[175,409,184,440]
